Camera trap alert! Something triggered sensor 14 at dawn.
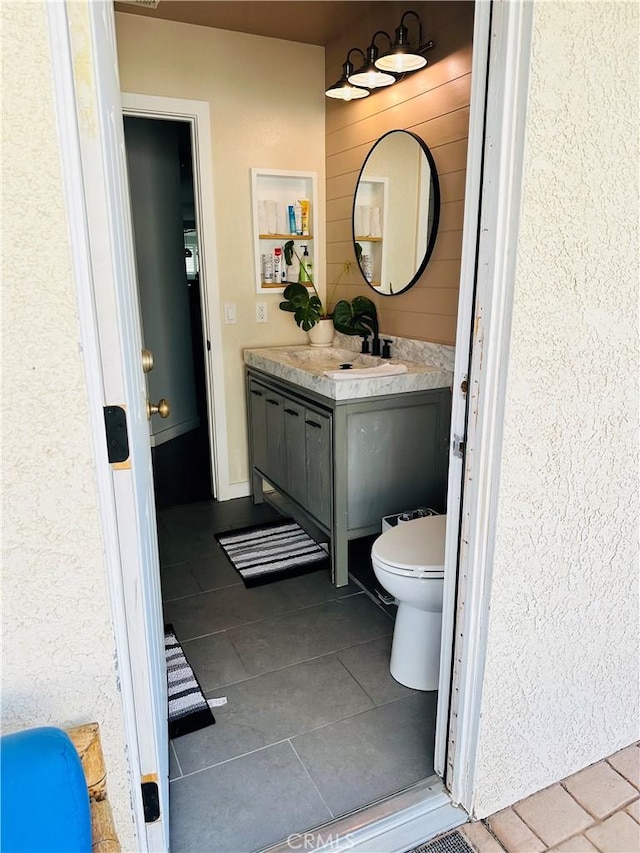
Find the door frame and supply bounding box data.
[122,93,233,501]
[46,0,534,848]
[46,2,170,849]
[433,0,493,780]
[440,0,534,811]
[434,0,535,799]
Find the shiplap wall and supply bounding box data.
[325,1,474,345]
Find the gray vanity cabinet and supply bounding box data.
[303,409,332,528]
[246,368,451,587]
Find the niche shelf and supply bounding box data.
[251,168,318,294]
[353,177,387,289]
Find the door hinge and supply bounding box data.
[103,405,129,464]
[206,339,211,352]
[453,434,465,458]
[141,781,160,823]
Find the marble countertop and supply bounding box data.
[244,345,452,401]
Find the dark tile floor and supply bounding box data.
[160,497,437,853]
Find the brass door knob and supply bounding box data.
[142,349,154,373]
[147,398,170,420]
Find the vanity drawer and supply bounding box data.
[248,380,268,474]
[283,400,306,505]
[304,408,332,529]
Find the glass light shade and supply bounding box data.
[325,79,370,100]
[375,51,427,73]
[348,65,396,89]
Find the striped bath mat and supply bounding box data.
[215,519,329,587]
[164,625,215,739]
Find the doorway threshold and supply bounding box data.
[261,775,468,853]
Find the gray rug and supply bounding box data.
[216,519,329,587]
[165,625,215,739]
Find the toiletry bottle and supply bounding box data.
[303,245,313,281]
[273,247,283,283]
[299,199,310,236]
[362,254,373,283]
[262,253,273,284]
[288,205,296,235]
[298,245,312,283]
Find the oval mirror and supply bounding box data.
[352,130,440,296]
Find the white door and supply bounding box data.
[62,2,169,849]
[123,116,200,452]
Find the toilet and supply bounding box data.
[371,514,447,691]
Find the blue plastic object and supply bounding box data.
[1,727,92,853]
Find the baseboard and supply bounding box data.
[218,480,251,501]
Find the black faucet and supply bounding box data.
[364,309,380,355]
[382,339,393,359]
[355,304,379,355]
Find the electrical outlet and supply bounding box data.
[224,303,237,325]
[256,302,267,323]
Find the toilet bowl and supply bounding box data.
[371,514,447,691]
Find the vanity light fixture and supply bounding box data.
[347,32,397,89]
[325,48,370,100]
[325,12,434,101]
[374,10,434,74]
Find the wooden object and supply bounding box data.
[67,724,121,853]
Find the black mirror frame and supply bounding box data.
[351,129,440,297]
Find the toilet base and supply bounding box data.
[390,603,442,691]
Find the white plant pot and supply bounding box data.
[307,318,334,348]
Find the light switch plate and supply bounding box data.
[224,303,237,324]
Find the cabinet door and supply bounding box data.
[346,397,446,528]
[283,399,305,505]
[304,408,332,527]
[264,390,286,487]
[248,381,268,475]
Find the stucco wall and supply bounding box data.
[472,0,639,817]
[1,2,135,847]
[114,14,326,489]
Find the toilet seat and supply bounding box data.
[372,515,446,578]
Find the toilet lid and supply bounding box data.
[372,514,447,573]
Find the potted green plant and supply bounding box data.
[332,295,378,339]
[279,241,334,346]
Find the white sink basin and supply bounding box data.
[244,345,452,401]
[283,346,386,371]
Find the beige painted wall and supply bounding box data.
[472,0,639,817]
[1,2,135,847]
[114,14,326,488]
[325,1,474,345]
